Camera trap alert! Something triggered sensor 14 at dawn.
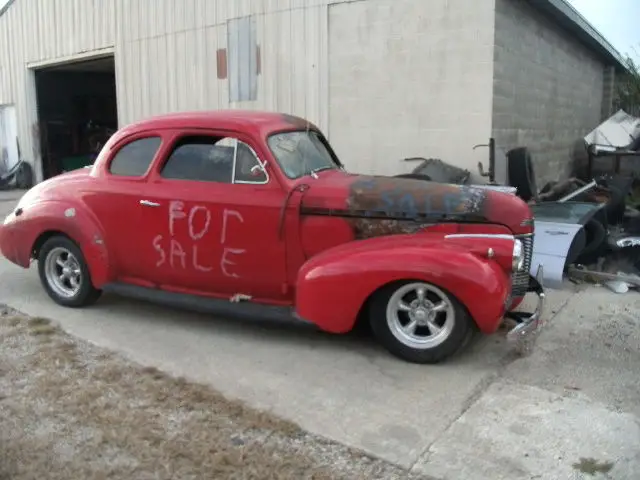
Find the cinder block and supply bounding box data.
[491,0,605,184]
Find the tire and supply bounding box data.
[603,185,625,226]
[507,147,537,202]
[15,161,34,189]
[369,281,474,364]
[37,235,102,307]
[575,218,608,265]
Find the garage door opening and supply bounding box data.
[34,56,117,180]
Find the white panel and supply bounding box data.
[228,16,258,103]
[0,104,19,171]
[328,0,496,177]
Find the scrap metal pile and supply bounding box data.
[398,109,640,293]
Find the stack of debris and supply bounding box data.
[395,110,640,294]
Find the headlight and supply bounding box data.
[512,239,525,271]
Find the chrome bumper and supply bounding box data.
[506,265,546,353]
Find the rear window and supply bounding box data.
[109,137,162,177]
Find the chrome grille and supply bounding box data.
[512,234,533,297]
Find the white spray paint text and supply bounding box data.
[153,201,245,277]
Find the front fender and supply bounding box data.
[295,235,511,334]
[2,200,112,287]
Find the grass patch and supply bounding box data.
[27,317,51,327]
[0,313,418,480]
[28,324,58,337]
[5,316,23,327]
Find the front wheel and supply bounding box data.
[369,281,475,364]
[38,235,102,307]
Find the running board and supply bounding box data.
[101,283,305,324]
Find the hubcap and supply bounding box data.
[44,247,83,299]
[386,283,455,349]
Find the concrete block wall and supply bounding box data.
[601,66,616,120]
[491,0,605,187]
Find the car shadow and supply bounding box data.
[92,292,513,369]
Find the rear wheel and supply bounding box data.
[38,235,102,307]
[369,281,474,364]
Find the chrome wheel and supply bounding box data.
[44,247,83,299]
[386,282,455,349]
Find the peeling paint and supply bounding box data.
[347,176,488,220]
[230,293,252,303]
[344,176,488,239]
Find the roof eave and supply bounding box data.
[527,0,628,74]
[0,0,15,17]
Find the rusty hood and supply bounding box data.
[298,171,533,236]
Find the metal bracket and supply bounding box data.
[567,265,640,287]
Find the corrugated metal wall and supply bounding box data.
[115,0,329,129]
[0,0,116,181]
[0,0,333,182]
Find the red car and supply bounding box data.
[0,111,544,363]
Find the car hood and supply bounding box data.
[298,170,533,236]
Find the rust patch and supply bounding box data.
[216,49,227,79]
[280,114,318,131]
[345,176,489,239]
[349,218,432,240]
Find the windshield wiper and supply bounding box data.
[309,166,336,179]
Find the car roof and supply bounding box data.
[117,110,318,140]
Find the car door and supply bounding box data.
[133,129,290,303]
[84,133,164,283]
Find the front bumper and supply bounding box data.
[505,265,546,352]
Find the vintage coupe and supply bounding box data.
[0,111,544,363]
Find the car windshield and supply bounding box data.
[267,130,339,179]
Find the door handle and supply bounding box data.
[140,200,161,207]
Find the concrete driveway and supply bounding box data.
[0,191,639,479]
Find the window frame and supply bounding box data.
[107,135,163,179]
[158,133,270,186]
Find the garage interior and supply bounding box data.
[34,56,118,179]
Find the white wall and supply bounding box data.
[0,0,335,183]
[114,0,329,134]
[0,104,19,172]
[327,0,497,177]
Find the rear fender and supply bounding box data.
[12,200,112,287]
[295,234,512,334]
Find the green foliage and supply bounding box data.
[614,54,640,117]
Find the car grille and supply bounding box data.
[512,234,534,297]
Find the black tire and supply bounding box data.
[575,218,608,265]
[604,185,625,226]
[368,281,474,364]
[15,161,34,189]
[37,235,102,307]
[507,147,537,202]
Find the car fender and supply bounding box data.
[295,235,511,334]
[8,200,112,287]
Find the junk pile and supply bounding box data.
[397,110,640,293]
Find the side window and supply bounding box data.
[160,135,267,184]
[109,137,162,177]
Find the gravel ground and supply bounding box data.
[0,306,431,480]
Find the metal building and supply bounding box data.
[0,0,627,185]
